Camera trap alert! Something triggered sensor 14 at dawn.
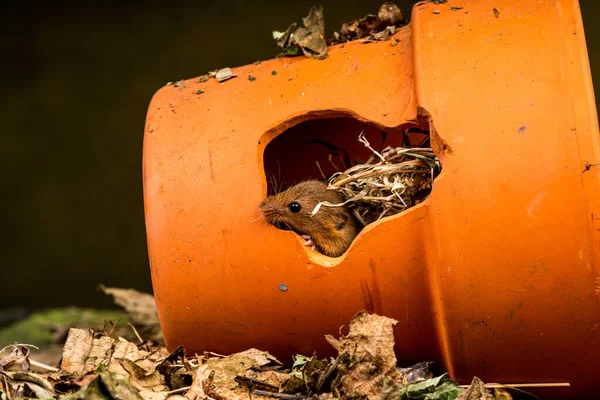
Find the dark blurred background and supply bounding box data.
[1,1,598,313]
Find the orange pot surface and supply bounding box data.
[143,0,600,397]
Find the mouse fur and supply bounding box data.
[258,180,359,257]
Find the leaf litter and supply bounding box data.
[273,2,408,60]
[0,289,513,400]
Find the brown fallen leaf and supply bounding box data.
[338,311,398,372]
[235,348,283,368]
[0,370,56,399]
[339,2,405,42]
[273,6,328,60]
[115,358,167,392]
[457,376,495,400]
[108,337,169,392]
[58,328,169,393]
[59,329,94,378]
[273,22,297,48]
[378,2,404,26]
[292,6,327,60]
[328,312,401,398]
[0,344,33,372]
[63,371,143,400]
[99,285,162,342]
[186,349,288,400]
[340,14,380,40]
[185,364,212,400]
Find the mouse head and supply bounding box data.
[258,180,342,234]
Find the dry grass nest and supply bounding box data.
[313,129,441,226]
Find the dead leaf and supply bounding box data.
[340,14,379,40]
[62,371,143,400]
[235,349,282,368]
[397,361,433,384]
[108,337,169,392]
[83,335,114,376]
[273,23,297,48]
[185,364,212,400]
[274,6,328,60]
[215,68,237,82]
[99,286,158,327]
[293,6,327,59]
[186,350,286,400]
[99,285,162,341]
[339,311,398,372]
[0,370,56,398]
[58,328,169,394]
[328,312,402,398]
[457,376,494,400]
[378,2,404,26]
[60,329,94,378]
[324,334,340,352]
[338,3,404,43]
[116,358,167,392]
[0,345,32,372]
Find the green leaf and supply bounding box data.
[400,373,463,400]
[292,354,307,369]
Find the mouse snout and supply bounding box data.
[258,200,281,219]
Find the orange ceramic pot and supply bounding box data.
[143,0,600,397]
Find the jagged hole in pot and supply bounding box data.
[262,116,437,227]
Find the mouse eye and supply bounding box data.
[287,201,301,213]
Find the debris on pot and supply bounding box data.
[273,2,408,60]
[337,2,406,43]
[273,6,328,60]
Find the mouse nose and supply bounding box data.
[259,200,281,217]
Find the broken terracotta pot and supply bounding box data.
[143,0,600,397]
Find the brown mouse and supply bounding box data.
[258,180,359,257]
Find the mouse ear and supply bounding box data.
[333,213,349,231]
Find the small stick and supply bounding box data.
[315,355,340,392]
[164,385,191,395]
[458,382,570,388]
[358,129,385,162]
[315,161,326,181]
[236,376,279,390]
[127,323,144,344]
[328,154,341,172]
[3,374,11,400]
[252,390,310,399]
[202,351,226,359]
[30,359,59,372]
